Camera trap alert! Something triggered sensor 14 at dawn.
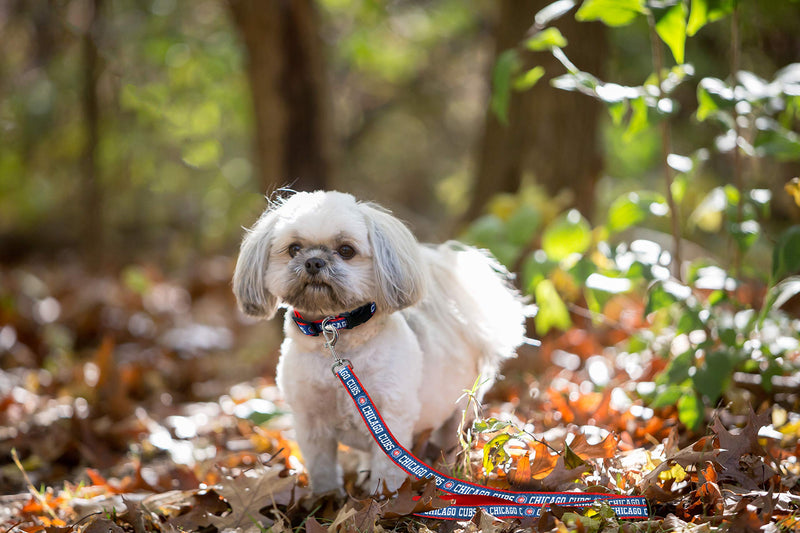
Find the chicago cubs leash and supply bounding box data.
[320,319,649,521]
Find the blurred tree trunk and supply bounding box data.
[229,0,333,194]
[467,0,606,221]
[82,0,103,265]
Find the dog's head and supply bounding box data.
[233,191,425,319]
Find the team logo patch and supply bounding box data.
[525,508,535,516]
[444,481,454,489]
[391,449,402,457]
[516,495,527,503]
[358,397,367,405]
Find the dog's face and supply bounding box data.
[233,191,425,319]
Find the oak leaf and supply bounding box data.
[208,464,296,533]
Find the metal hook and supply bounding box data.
[320,317,339,347]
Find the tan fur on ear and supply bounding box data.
[360,203,426,311]
[233,208,279,319]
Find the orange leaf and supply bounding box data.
[508,453,532,486]
[568,432,618,460]
[528,440,559,480]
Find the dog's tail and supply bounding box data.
[420,242,530,371]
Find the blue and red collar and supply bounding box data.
[291,302,377,336]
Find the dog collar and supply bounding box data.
[291,302,377,336]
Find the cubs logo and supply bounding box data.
[391,449,402,457]
[358,397,367,405]
[516,496,526,503]
[525,508,535,516]
[444,481,454,489]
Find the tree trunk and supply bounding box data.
[467,0,606,221]
[229,0,333,194]
[81,0,103,265]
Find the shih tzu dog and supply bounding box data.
[233,190,526,494]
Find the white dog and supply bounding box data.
[233,191,526,493]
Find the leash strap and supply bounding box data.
[333,363,649,520]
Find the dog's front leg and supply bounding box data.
[294,414,342,494]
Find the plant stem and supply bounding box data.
[647,14,682,281]
[731,2,744,279]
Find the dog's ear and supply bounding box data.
[360,203,425,311]
[233,208,279,319]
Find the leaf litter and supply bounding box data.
[1,260,799,532]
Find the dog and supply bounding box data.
[233,190,526,493]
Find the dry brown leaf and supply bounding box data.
[713,408,779,489]
[83,517,125,533]
[568,432,618,460]
[208,464,296,533]
[528,440,559,480]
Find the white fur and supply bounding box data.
[233,191,526,493]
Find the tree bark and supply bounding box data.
[467,0,606,221]
[229,0,333,194]
[81,0,103,265]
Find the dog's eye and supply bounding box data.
[288,243,302,258]
[337,244,356,260]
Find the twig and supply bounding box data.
[647,13,683,281]
[11,448,59,521]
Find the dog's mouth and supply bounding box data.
[305,281,331,292]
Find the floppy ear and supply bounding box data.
[360,203,426,311]
[233,208,279,319]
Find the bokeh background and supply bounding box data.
[2,0,798,269]
[2,0,800,500]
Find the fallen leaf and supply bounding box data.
[83,517,125,533]
[713,408,779,489]
[568,432,618,460]
[208,464,296,533]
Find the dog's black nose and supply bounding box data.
[304,257,326,274]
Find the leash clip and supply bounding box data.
[321,317,351,374]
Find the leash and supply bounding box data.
[320,320,649,521]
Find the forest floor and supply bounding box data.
[1,258,799,532]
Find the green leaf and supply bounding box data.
[754,123,800,161]
[772,225,800,280]
[491,50,521,126]
[767,276,800,311]
[506,204,542,246]
[575,0,647,27]
[541,209,592,261]
[522,252,556,293]
[473,418,513,434]
[677,391,703,430]
[696,85,718,122]
[607,191,668,233]
[463,214,506,246]
[650,384,683,408]
[645,280,691,315]
[607,99,629,126]
[687,0,735,37]
[660,349,694,386]
[525,28,568,51]
[623,96,649,142]
[729,220,760,253]
[483,434,511,474]
[182,139,221,168]
[655,3,688,65]
[692,350,736,404]
[513,66,546,91]
[534,279,572,334]
[696,78,736,123]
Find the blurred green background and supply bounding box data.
[1,0,798,270]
